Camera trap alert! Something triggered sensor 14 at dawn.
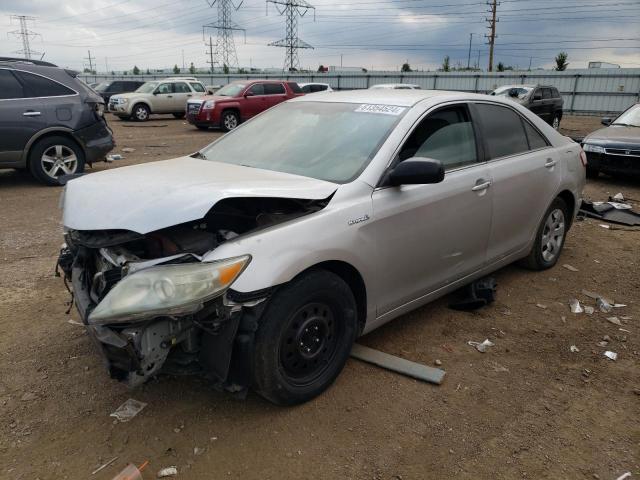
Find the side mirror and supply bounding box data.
[388,158,445,186]
[601,117,612,126]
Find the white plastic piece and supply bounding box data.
[110,399,147,423]
[604,351,618,361]
[569,299,584,314]
[570,345,579,353]
[157,466,178,478]
[467,339,495,353]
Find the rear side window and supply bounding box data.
[288,82,303,93]
[311,85,328,92]
[174,82,191,93]
[14,71,76,97]
[264,83,286,95]
[190,82,205,92]
[542,88,552,99]
[474,103,529,159]
[0,69,25,99]
[552,87,560,98]
[522,121,549,150]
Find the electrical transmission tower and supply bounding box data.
[9,15,41,59]
[485,0,499,72]
[203,0,245,71]
[266,0,315,72]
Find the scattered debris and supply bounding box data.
[607,317,623,326]
[111,461,148,480]
[434,359,442,366]
[536,303,548,309]
[193,447,205,456]
[597,341,608,347]
[570,345,579,353]
[448,277,497,311]
[563,264,579,272]
[597,297,613,313]
[604,351,618,361]
[603,335,611,342]
[110,399,147,423]
[106,154,123,161]
[613,303,627,308]
[582,290,614,305]
[121,147,136,153]
[615,473,631,480]
[67,318,83,326]
[619,328,631,333]
[91,456,118,475]
[584,306,595,315]
[157,466,178,478]
[21,392,37,401]
[569,299,584,314]
[579,199,640,226]
[467,339,495,353]
[612,192,625,202]
[350,344,445,384]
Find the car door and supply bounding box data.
[528,88,545,119]
[264,82,288,108]
[152,82,174,112]
[370,103,493,316]
[471,102,560,261]
[0,68,47,165]
[172,82,193,112]
[243,83,268,119]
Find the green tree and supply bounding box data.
[132,65,140,75]
[173,64,180,74]
[111,71,115,75]
[145,68,150,75]
[441,55,450,72]
[123,71,128,75]
[497,62,505,72]
[189,62,196,74]
[223,64,230,74]
[401,62,412,72]
[554,52,569,71]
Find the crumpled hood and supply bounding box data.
[584,125,640,146]
[63,157,338,234]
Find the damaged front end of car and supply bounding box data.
[56,196,329,395]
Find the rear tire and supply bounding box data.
[221,110,240,132]
[252,270,358,405]
[28,136,85,186]
[520,197,569,270]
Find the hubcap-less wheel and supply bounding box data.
[552,116,560,130]
[541,208,565,262]
[134,106,149,121]
[223,113,238,130]
[279,302,341,385]
[41,145,78,179]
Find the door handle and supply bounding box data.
[545,158,557,168]
[472,181,491,192]
[187,94,192,97]
[23,111,41,117]
[167,95,173,98]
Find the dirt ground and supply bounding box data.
[1,114,638,480]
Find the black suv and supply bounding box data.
[0,57,114,185]
[491,84,564,130]
[92,80,144,103]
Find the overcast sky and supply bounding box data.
[2,0,639,72]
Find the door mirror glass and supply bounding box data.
[601,117,612,126]
[388,158,445,186]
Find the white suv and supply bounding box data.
[109,77,206,121]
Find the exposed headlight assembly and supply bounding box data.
[203,100,215,109]
[89,255,250,324]
[583,143,605,154]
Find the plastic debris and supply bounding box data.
[563,264,579,272]
[121,147,136,153]
[582,290,614,305]
[106,154,123,161]
[467,339,494,353]
[597,297,613,313]
[613,303,627,308]
[612,192,625,201]
[608,201,632,210]
[607,316,623,326]
[536,303,547,309]
[584,306,595,315]
[157,466,178,478]
[615,472,632,480]
[92,456,118,475]
[570,345,579,353]
[569,299,584,314]
[67,318,83,326]
[597,341,608,347]
[604,351,618,361]
[111,461,148,480]
[110,399,147,423]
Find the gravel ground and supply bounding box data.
[0,114,638,480]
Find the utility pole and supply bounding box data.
[84,50,95,73]
[528,56,532,71]
[206,36,215,73]
[485,0,499,72]
[203,0,245,71]
[267,0,315,72]
[477,49,481,70]
[467,33,473,70]
[105,57,109,73]
[182,49,185,70]
[9,15,41,59]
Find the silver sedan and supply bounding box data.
[59,90,586,405]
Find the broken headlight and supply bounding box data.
[88,255,250,324]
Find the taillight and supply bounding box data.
[94,103,105,118]
[579,150,587,167]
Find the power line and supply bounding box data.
[9,15,41,59]
[267,0,316,71]
[203,0,245,70]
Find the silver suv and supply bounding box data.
[58,90,585,405]
[108,77,206,121]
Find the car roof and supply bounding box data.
[298,82,329,86]
[291,89,485,107]
[229,79,288,85]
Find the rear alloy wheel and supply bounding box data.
[29,136,85,186]
[551,113,561,130]
[221,110,239,132]
[132,103,150,121]
[521,197,568,270]
[252,270,358,405]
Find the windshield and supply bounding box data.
[199,102,406,183]
[492,86,532,99]
[94,82,110,92]
[613,104,640,127]
[216,83,246,96]
[136,82,159,93]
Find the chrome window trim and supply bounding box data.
[0,67,79,101]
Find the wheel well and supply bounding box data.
[26,131,83,171]
[222,107,240,120]
[557,190,576,227]
[306,261,367,333]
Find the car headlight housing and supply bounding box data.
[203,100,215,109]
[583,143,605,154]
[88,255,250,324]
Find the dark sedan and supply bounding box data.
[582,103,640,177]
[93,80,144,104]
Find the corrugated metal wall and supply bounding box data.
[81,68,640,115]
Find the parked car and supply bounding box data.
[93,80,145,104]
[491,84,564,130]
[58,90,585,405]
[108,77,206,121]
[299,82,334,93]
[582,103,640,177]
[369,83,421,90]
[0,57,114,185]
[186,80,304,131]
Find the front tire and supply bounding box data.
[521,197,569,270]
[28,136,85,186]
[132,103,150,121]
[221,110,240,132]
[252,270,358,405]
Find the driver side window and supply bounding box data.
[399,105,478,171]
[156,83,172,94]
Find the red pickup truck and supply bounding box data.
[186,80,304,131]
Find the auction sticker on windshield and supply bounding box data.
[355,104,406,115]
